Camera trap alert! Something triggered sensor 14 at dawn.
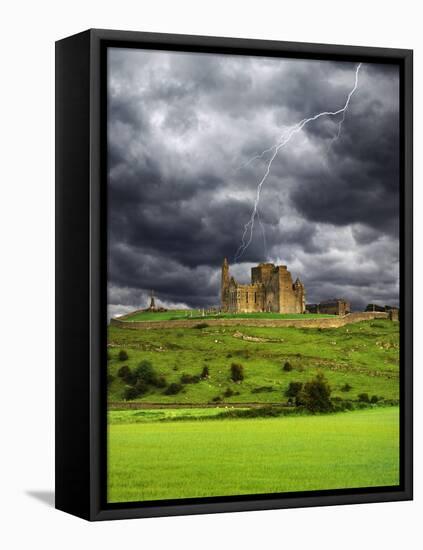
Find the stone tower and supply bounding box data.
[293,278,306,314]
[221,258,230,312]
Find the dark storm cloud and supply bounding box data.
[107,48,400,315]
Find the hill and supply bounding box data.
[107,319,399,406]
[119,309,335,322]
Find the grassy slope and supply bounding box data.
[121,310,334,322]
[108,407,399,502]
[107,319,399,404]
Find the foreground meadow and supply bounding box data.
[108,407,399,502]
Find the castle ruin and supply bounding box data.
[221,258,305,314]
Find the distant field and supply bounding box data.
[120,309,335,322]
[107,319,399,404]
[108,407,400,502]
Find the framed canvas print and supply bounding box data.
[55,29,413,521]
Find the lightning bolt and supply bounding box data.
[256,209,268,257]
[234,62,362,262]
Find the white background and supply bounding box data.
[0,1,420,548]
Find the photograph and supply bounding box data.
[106,46,401,504]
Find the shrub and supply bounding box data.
[219,406,285,419]
[370,395,379,404]
[134,360,158,385]
[301,373,332,413]
[117,365,131,378]
[122,385,139,400]
[285,382,303,398]
[230,363,244,382]
[331,398,354,412]
[180,374,201,384]
[201,366,209,379]
[155,375,167,388]
[211,395,222,403]
[223,388,235,398]
[117,365,136,384]
[332,400,355,413]
[118,349,128,361]
[164,383,183,395]
[341,383,352,392]
[283,361,293,372]
[134,378,149,395]
[193,322,209,329]
[358,392,370,403]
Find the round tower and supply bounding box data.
[294,278,306,313]
[221,258,230,312]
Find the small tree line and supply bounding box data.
[109,349,383,412]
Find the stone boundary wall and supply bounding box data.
[110,311,390,331]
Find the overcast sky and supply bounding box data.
[107,47,400,317]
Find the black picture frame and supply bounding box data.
[55,28,413,521]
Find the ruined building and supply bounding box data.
[143,290,167,313]
[306,299,350,316]
[221,258,305,314]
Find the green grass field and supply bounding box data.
[107,318,399,501]
[120,309,334,322]
[108,407,399,502]
[108,319,399,404]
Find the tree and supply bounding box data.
[134,378,149,395]
[122,385,139,401]
[118,349,128,361]
[282,361,293,372]
[164,382,183,395]
[230,363,244,382]
[117,365,135,384]
[358,392,370,403]
[301,373,332,413]
[201,366,209,379]
[134,360,158,385]
[285,381,303,398]
[284,381,304,406]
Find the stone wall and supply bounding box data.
[110,311,390,331]
[389,309,399,321]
